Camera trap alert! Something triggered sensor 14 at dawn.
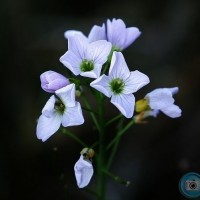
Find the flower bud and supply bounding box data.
[40,70,70,93]
[135,99,149,112]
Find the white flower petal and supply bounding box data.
[42,95,56,117]
[88,24,106,42]
[161,105,182,118]
[123,27,141,49]
[55,84,76,107]
[90,74,111,97]
[87,40,112,65]
[36,112,62,142]
[111,94,135,118]
[109,52,130,80]
[146,88,174,110]
[59,51,82,75]
[68,35,88,59]
[124,70,150,94]
[62,102,84,127]
[74,155,94,188]
[64,30,87,40]
[168,87,179,95]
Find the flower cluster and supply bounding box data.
[36,18,182,189]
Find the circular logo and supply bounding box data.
[179,172,200,198]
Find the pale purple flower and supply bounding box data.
[40,70,70,93]
[60,35,112,78]
[74,155,94,188]
[64,18,141,50]
[145,87,182,118]
[36,84,84,142]
[90,52,150,118]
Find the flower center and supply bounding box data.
[109,78,125,94]
[80,60,94,72]
[54,99,65,114]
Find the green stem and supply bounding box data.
[106,118,135,150]
[96,93,106,200]
[61,128,87,147]
[106,114,122,126]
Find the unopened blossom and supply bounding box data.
[74,155,94,188]
[60,35,112,79]
[64,18,141,51]
[135,87,182,118]
[36,84,84,142]
[90,52,150,118]
[40,70,70,93]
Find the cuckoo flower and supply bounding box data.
[74,155,94,188]
[90,52,150,118]
[36,84,84,142]
[40,70,70,93]
[64,18,141,50]
[135,87,182,118]
[60,35,112,78]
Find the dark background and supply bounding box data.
[1,0,200,199]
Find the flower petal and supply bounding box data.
[90,74,111,97]
[123,27,141,49]
[168,87,179,95]
[109,52,130,80]
[145,88,174,110]
[86,40,112,65]
[36,112,62,142]
[111,94,135,118]
[62,102,84,127]
[107,19,126,49]
[64,30,87,40]
[55,84,76,108]
[74,155,94,188]
[88,24,106,42]
[59,51,82,75]
[124,70,150,94]
[42,95,56,117]
[161,105,182,118]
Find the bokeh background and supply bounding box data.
[1,0,200,199]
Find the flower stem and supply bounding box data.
[61,128,87,147]
[106,118,135,150]
[106,114,122,126]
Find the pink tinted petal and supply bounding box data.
[74,155,93,188]
[55,84,76,107]
[124,70,150,94]
[60,51,82,75]
[109,52,130,80]
[62,102,84,127]
[90,74,111,97]
[123,27,141,49]
[161,105,182,118]
[111,94,135,118]
[88,24,106,42]
[36,112,62,142]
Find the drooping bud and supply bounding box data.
[40,70,70,93]
[135,99,149,112]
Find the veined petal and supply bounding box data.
[123,27,141,49]
[107,19,126,49]
[111,94,135,118]
[64,30,87,40]
[42,95,56,117]
[55,84,76,108]
[109,52,130,80]
[86,40,112,65]
[74,155,94,188]
[124,70,150,94]
[80,63,102,78]
[68,35,88,59]
[90,74,111,97]
[59,51,82,75]
[88,24,106,42]
[62,102,84,127]
[146,89,174,110]
[36,112,62,142]
[161,105,182,118]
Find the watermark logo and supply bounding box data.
[179,172,200,198]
